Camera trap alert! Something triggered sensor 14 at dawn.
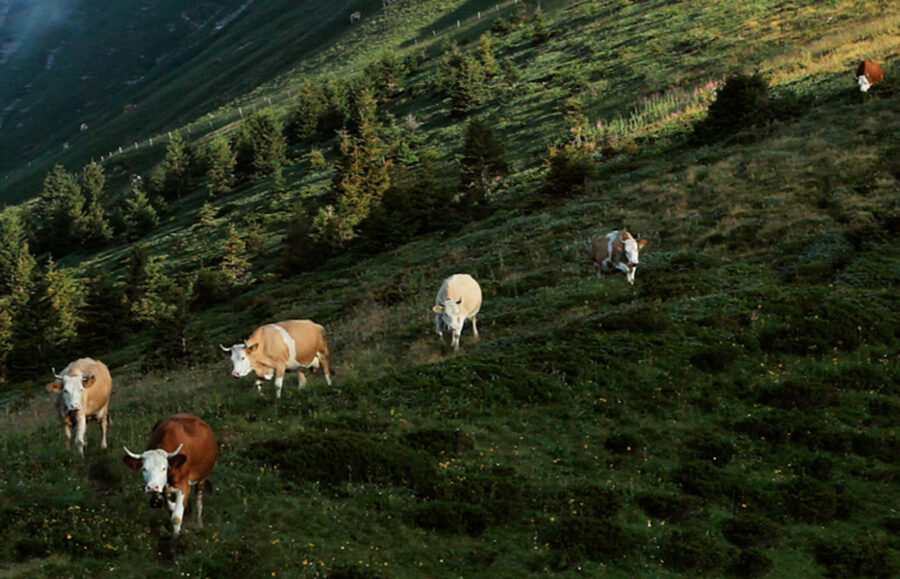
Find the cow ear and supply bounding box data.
[432,305,444,313]
[45,381,63,392]
[169,454,187,469]
[613,242,624,250]
[245,342,259,353]
[123,455,142,470]
[637,239,649,249]
[456,298,462,305]
[82,374,96,388]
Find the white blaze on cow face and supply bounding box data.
[222,344,253,378]
[433,298,464,339]
[857,75,872,92]
[124,444,184,494]
[57,373,94,413]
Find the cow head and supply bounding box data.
[123,444,186,506]
[46,370,96,414]
[857,75,872,93]
[220,343,258,378]
[433,298,464,338]
[613,237,649,284]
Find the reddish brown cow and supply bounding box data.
[45,358,112,456]
[123,413,217,538]
[856,59,884,92]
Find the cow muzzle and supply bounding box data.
[149,492,165,509]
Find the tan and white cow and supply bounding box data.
[589,230,648,285]
[433,273,483,351]
[221,319,332,398]
[45,358,112,456]
[856,59,884,93]
[123,413,217,538]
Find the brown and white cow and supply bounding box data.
[123,413,217,538]
[433,273,483,351]
[589,230,648,285]
[45,358,112,456]
[856,59,884,93]
[220,319,332,398]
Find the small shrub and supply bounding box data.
[409,500,492,535]
[604,431,644,455]
[690,342,740,373]
[662,528,733,572]
[815,536,899,578]
[693,72,769,144]
[543,516,637,562]
[538,144,595,201]
[635,491,701,521]
[778,477,852,523]
[429,466,525,526]
[730,548,774,578]
[401,428,474,457]
[686,429,737,467]
[551,483,623,519]
[672,460,726,497]
[757,379,839,411]
[720,514,779,548]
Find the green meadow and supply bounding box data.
[1,0,899,576]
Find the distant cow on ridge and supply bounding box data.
[221,320,332,399]
[45,358,113,456]
[123,413,217,538]
[590,230,649,285]
[350,11,361,23]
[856,59,884,93]
[433,274,483,351]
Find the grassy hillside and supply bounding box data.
[1,0,899,576]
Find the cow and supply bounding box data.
[45,358,112,457]
[123,413,217,538]
[220,319,332,399]
[856,59,884,93]
[433,274,483,351]
[349,11,361,23]
[589,230,648,285]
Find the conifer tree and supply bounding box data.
[288,78,325,143]
[235,109,287,179]
[0,297,12,380]
[205,134,235,196]
[124,247,172,326]
[155,130,191,199]
[77,161,113,247]
[35,164,85,255]
[77,265,129,352]
[460,119,508,214]
[220,225,253,286]
[0,207,36,298]
[438,45,486,117]
[122,179,159,239]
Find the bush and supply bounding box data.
[690,342,740,373]
[409,500,492,535]
[551,483,623,519]
[401,428,474,457]
[730,548,774,578]
[672,460,727,497]
[721,514,779,548]
[778,477,852,523]
[662,528,733,572]
[543,516,637,562]
[538,144,595,201]
[635,491,701,521]
[815,536,899,578]
[693,73,769,144]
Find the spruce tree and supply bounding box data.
[0,207,36,298]
[77,161,113,247]
[460,119,508,214]
[220,225,253,286]
[156,130,191,199]
[205,134,235,196]
[122,179,159,239]
[35,164,86,255]
[77,265,129,352]
[287,78,325,143]
[235,109,287,179]
[124,247,172,326]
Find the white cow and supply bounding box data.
[45,358,113,456]
[433,273,483,351]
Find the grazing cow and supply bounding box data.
[856,59,884,93]
[123,413,217,538]
[220,320,332,398]
[349,11,361,23]
[433,274,483,351]
[45,358,112,456]
[589,230,648,285]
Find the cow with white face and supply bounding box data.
[45,358,113,456]
[433,273,483,351]
[856,59,884,93]
[220,319,332,399]
[589,230,649,285]
[123,413,217,538]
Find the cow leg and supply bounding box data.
[451,330,461,351]
[100,412,109,449]
[319,354,332,386]
[435,315,443,339]
[170,487,187,538]
[297,371,307,390]
[64,421,73,446]
[274,369,285,399]
[195,481,205,527]
[75,413,87,456]
[471,316,479,339]
[254,379,264,395]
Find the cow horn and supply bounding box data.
[219,344,231,352]
[123,447,142,459]
[166,443,184,458]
